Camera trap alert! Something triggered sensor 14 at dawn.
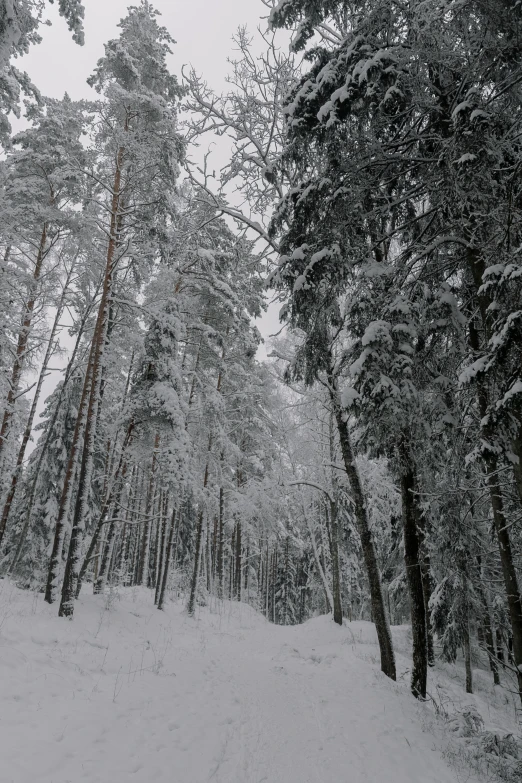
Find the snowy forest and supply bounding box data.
[1,1,522,781]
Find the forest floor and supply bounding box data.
[0,581,520,783]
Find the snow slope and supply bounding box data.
[0,581,501,783]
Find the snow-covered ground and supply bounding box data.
[0,581,519,783]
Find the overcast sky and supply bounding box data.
[18,0,282,449]
[20,0,270,100]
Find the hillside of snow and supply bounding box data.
[0,581,519,783]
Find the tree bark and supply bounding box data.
[234,521,242,601]
[154,492,169,605]
[420,557,435,667]
[265,542,270,619]
[217,486,225,598]
[59,144,125,618]
[188,438,211,616]
[328,411,343,625]
[187,509,205,616]
[327,498,342,625]
[329,373,396,680]
[137,433,160,587]
[157,506,179,611]
[399,444,428,700]
[463,619,473,694]
[187,338,226,612]
[44,339,96,604]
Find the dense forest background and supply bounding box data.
[0,0,521,712]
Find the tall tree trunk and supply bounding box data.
[58,333,104,617]
[399,442,428,700]
[329,372,396,681]
[244,542,249,597]
[415,487,435,667]
[44,338,96,604]
[205,518,212,594]
[235,521,242,601]
[463,618,473,695]
[0,223,48,483]
[265,542,270,619]
[59,144,125,619]
[328,411,343,625]
[157,506,179,611]
[149,488,162,590]
[137,433,160,587]
[272,547,277,623]
[327,498,342,625]
[217,486,225,598]
[420,560,435,667]
[154,492,169,605]
[126,467,144,586]
[187,509,205,616]
[211,515,218,580]
[187,339,226,613]
[188,440,211,616]
[229,525,236,600]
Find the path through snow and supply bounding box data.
[0,583,480,783]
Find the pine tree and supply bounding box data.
[58,1,184,618]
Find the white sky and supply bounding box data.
[17,0,283,451]
[20,0,270,100]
